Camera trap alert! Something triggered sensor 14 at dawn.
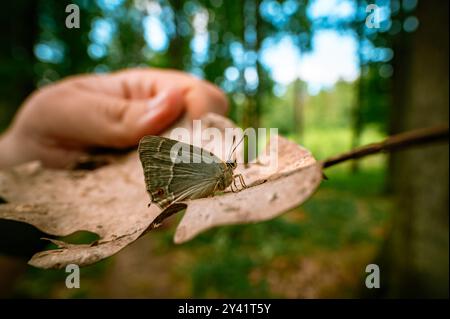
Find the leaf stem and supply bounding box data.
[321,124,449,169]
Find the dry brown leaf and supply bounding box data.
[0,154,157,269]
[0,113,322,269]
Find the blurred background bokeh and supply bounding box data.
[0,0,448,298]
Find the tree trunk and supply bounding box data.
[168,0,186,70]
[293,79,305,142]
[382,0,449,298]
[351,22,364,173]
[0,0,38,130]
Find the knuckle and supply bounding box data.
[102,99,128,123]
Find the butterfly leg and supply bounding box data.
[232,175,241,191]
[238,174,248,188]
[233,174,248,191]
[231,178,239,192]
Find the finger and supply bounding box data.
[68,68,228,116]
[184,80,228,118]
[40,85,185,148]
[92,87,185,148]
[66,70,158,99]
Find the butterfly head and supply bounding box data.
[226,159,237,170]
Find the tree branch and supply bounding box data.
[321,124,449,169]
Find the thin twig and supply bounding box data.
[321,124,449,169]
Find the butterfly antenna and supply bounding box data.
[228,134,246,160]
[227,135,236,161]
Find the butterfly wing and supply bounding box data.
[138,135,225,209]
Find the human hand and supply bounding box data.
[0,68,228,168]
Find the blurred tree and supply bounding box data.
[308,0,392,168]
[350,0,366,172]
[292,78,305,140]
[0,0,38,131]
[382,0,449,298]
[350,0,392,172]
[33,0,101,78]
[168,0,190,70]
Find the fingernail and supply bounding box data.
[147,91,168,109]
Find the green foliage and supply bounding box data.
[305,81,355,128]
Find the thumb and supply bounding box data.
[99,88,185,148]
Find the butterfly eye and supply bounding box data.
[226,160,237,169]
[156,188,165,196]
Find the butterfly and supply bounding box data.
[138,135,247,211]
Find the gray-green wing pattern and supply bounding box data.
[138,135,224,209]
